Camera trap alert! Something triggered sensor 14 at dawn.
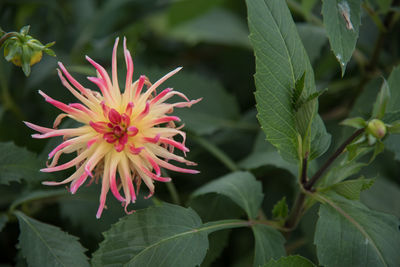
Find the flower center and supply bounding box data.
[90,104,138,152]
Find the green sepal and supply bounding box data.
[369,140,385,163]
[387,121,400,134]
[341,117,367,129]
[21,45,31,76]
[19,25,30,36]
[372,78,390,119]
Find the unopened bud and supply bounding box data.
[1,25,55,76]
[367,119,387,139]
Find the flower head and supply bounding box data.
[25,37,201,218]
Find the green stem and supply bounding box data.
[284,128,365,237]
[190,134,240,172]
[304,128,365,190]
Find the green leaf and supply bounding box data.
[372,78,390,119]
[0,214,8,232]
[272,197,289,220]
[309,114,332,160]
[247,0,330,162]
[92,203,245,266]
[322,0,362,74]
[369,140,385,162]
[361,176,400,217]
[252,224,286,266]
[292,72,306,111]
[239,132,297,176]
[263,255,316,267]
[341,117,367,129]
[318,151,369,187]
[323,177,375,200]
[314,193,400,267]
[386,65,400,113]
[15,211,89,267]
[192,171,263,219]
[0,142,43,185]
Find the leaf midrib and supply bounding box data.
[317,194,387,266]
[17,212,67,267]
[124,220,246,266]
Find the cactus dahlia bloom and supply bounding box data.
[24,37,201,218]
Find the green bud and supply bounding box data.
[1,25,55,76]
[367,119,387,139]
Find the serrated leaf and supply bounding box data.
[372,78,390,119]
[263,255,316,267]
[253,224,286,267]
[15,211,89,267]
[0,142,43,185]
[322,0,361,74]
[246,0,330,162]
[272,197,289,220]
[324,178,375,200]
[92,203,245,267]
[341,117,367,129]
[314,193,400,267]
[192,171,263,219]
[386,65,400,113]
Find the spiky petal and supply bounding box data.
[25,37,201,218]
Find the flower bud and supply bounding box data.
[1,25,55,76]
[367,119,387,139]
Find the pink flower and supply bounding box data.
[25,37,201,218]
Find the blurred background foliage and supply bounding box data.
[0,0,399,266]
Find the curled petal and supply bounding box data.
[143,133,160,144]
[129,144,144,155]
[90,121,110,134]
[140,165,171,182]
[151,116,181,125]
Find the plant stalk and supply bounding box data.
[304,128,364,190]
